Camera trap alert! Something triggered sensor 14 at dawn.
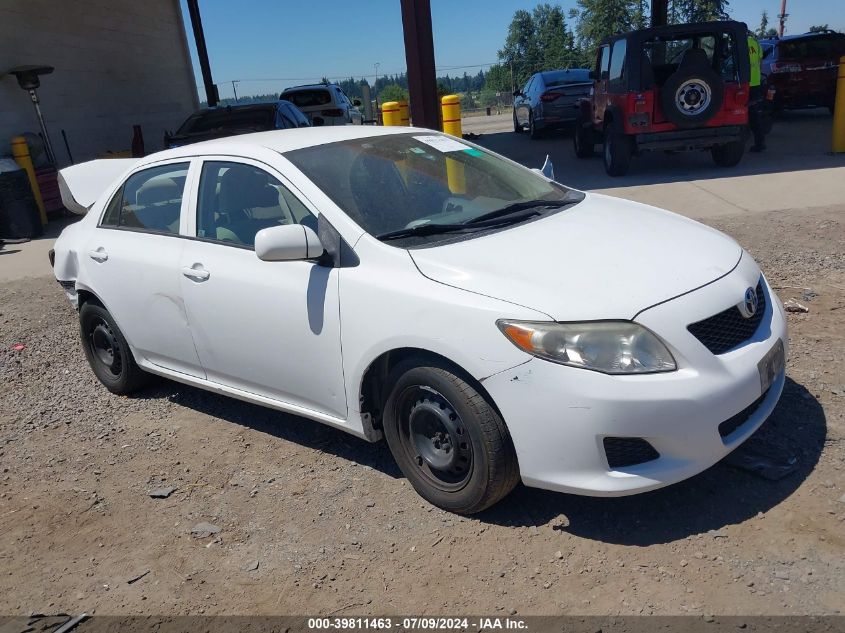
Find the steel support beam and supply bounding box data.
[651,0,669,27]
[186,0,218,107]
[400,0,439,130]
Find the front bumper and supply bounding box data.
[482,256,787,496]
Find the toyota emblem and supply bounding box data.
[739,287,758,319]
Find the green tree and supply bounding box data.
[378,83,409,103]
[498,4,579,87]
[756,10,778,38]
[808,24,830,33]
[671,0,730,23]
[573,0,637,54]
[484,63,512,93]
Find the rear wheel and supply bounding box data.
[603,125,633,176]
[79,301,149,395]
[574,118,595,158]
[382,359,519,514]
[711,139,745,167]
[528,112,542,140]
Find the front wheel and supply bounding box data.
[711,139,745,167]
[603,126,633,176]
[512,110,523,133]
[574,120,595,158]
[382,360,520,514]
[79,301,149,395]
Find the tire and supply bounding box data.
[711,139,745,167]
[382,359,520,514]
[79,301,149,395]
[528,112,542,140]
[574,118,595,158]
[512,110,523,133]
[660,65,724,128]
[603,124,633,176]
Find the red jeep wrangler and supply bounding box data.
[575,21,752,176]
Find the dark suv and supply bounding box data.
[761,30,845,112]
[575,21,751,176]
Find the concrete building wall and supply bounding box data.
[0,0,199,166]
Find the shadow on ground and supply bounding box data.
[476,108,845,190]
[138,375,824,545]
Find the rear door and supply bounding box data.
[82,160,205,378]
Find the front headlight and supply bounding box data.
[497,320,676,374]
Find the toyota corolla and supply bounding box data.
[52,126,786,514]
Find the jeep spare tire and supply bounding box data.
[660,65,724,128]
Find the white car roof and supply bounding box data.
[147,126,427,163]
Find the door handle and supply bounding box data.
[88,248,108,262]
[182,265,210,282]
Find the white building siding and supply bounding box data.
[0,0,199,165]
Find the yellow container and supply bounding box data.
[11,136,47,225]
[398,100,410,126]
[441,94,462,137]
[381,101,402,127]
[833,55,845,153]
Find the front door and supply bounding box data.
[179,157,347,418]
[83,160,205,378]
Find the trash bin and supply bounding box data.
[0,159,44,239]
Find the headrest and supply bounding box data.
[136,178,180,206]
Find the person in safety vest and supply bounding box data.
[747,33,767,152]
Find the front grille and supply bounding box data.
[603,437,660,469]
[718,388,769,440]
[687,280,767,355]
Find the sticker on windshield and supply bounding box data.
[413,135,468,153]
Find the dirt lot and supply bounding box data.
[1,204,843,617]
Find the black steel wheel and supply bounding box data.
[79,301,149,395]
[383,359,519,514]
[603,124,633,176]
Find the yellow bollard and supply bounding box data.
[381,101,402,126]
[441,95,465,194]
[833,55,845,153]
[441,95,462,137]
[398,100,410,126]
[11,136,47,225]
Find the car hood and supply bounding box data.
[408,193,742,320]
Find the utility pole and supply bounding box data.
[231,80,239,103]
[778,0,788,37]
[373,62,380,101]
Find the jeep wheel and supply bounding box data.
[711,139,745,167]
[661,63,724,128]
[603,126,632,176]
[574,120,595,158]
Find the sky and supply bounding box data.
[179,0,845,100]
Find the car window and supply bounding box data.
[598,46,611,77]
[542,69,591,86]
[275,102,297,129]
[176,109,273,135]
[195,161,317,247]
[522,77,533,94]
[780,35,845,59]
[100,163,188,234]
[609,39,627,88]
[281,89,332,108]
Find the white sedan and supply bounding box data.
[52,126,787,514]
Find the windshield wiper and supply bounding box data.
[376,210,541,241]
[466,194,581,225]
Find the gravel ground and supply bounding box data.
[0,205,843,616]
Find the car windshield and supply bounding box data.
[543,69,591,86]
[177,108,273,135]
[284,133,577,242]
[282,89,332,107]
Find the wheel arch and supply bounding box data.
[358,347,506,442]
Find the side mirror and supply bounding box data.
[255,224,324,262]
[353,99,362,106]
[512,90,522,97]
